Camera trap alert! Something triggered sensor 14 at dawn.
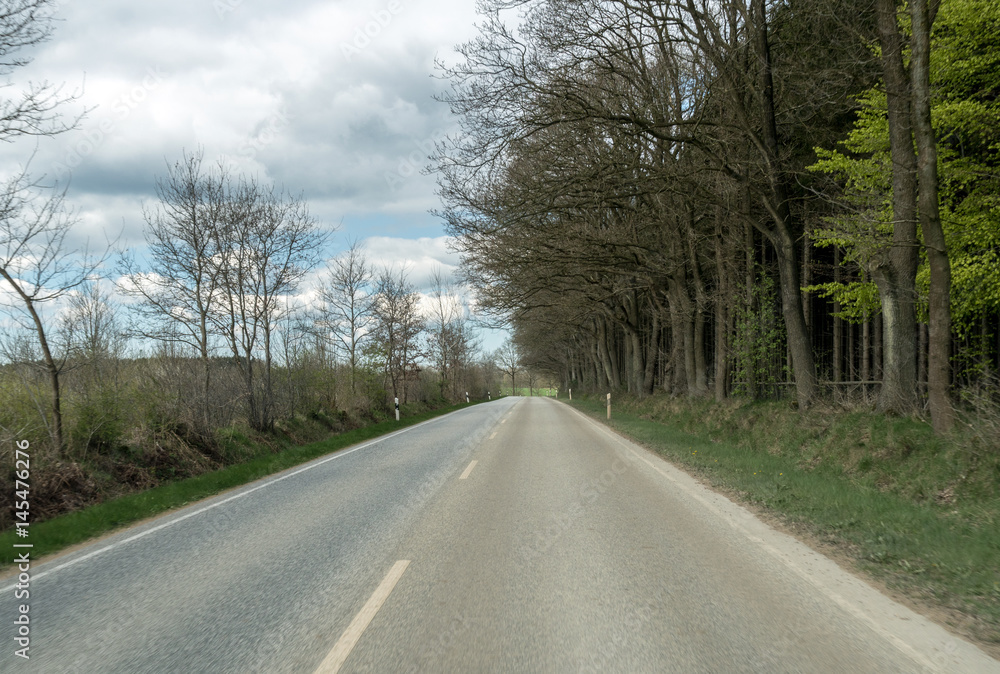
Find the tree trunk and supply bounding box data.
[197,292,212,430]
[684,312,696,396]
[849,320,856,382]
[0,268,68,454]
[607,318,621,388]
[263,324,274,431]
[668,277,696,396]
[686,211,709,396]
[873,312,883,380]
[694,309,708,394]
[643,309,659,395]
[834,248,843,383]
[773,227,817,406]
[862,319,871,383]
[802,229,811,330]
[745,222,757,398]
[714,218,730,401]
[33,305,63,453]
[873,0,920,414]
[918,322,928,397]
[628,327,643,396]
[622,291,647,396]
[911,0,954,432]
[243,356,259,430]
[753,0,816,408]
[665,298,685,395]
[596,318,615,389]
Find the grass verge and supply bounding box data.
[1,400,481,569]
[567,395,1000,654]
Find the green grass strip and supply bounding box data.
[1,401,481,568]
[567,397,1000,646]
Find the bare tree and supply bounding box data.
[59,280,124,363]
[118,150,227,429]
[437,0,882,409]
[212,178,328,431]
[0,0,83,142]
[425,267,479,401]
[494,338,521,394]
[54,280,128,457]
[0,173,105,454]
[0,0,90,455]
[273,295,324,418]
[320,239,373,397]
[371,266,424,404]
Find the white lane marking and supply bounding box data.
[314,560,410,674]
[0,413,454,592]
[501,418,507,424]
[459,460,478,480]
[489,431,497,440]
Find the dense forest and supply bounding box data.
[433,0,1000,433]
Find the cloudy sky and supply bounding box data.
[0,0,503,342]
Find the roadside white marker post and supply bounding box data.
[607,392,611,419]
[465,391,469,403]
[488,391,491,400]
[394,397,399,421]
[569,388,572,400]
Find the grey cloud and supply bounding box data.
[0,0,480,254]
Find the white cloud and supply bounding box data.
[0,0,507,353]
[0,0,482,252]
[361,235,460,289]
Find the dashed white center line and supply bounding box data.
[489,431,497,440]
[459,460,478,480]
[314,560,410,674]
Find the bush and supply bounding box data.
[69,391,127,455]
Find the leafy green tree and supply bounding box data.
[810,0,1000,422]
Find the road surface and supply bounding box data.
[3,397,998,673]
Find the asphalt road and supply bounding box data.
[2,397,998,673]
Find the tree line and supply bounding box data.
[433,0,1000,432]
[0,3,516,468]
[2,146,503,463]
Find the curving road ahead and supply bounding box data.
[2,397,998,673]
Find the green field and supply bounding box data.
[498,387,559,397]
